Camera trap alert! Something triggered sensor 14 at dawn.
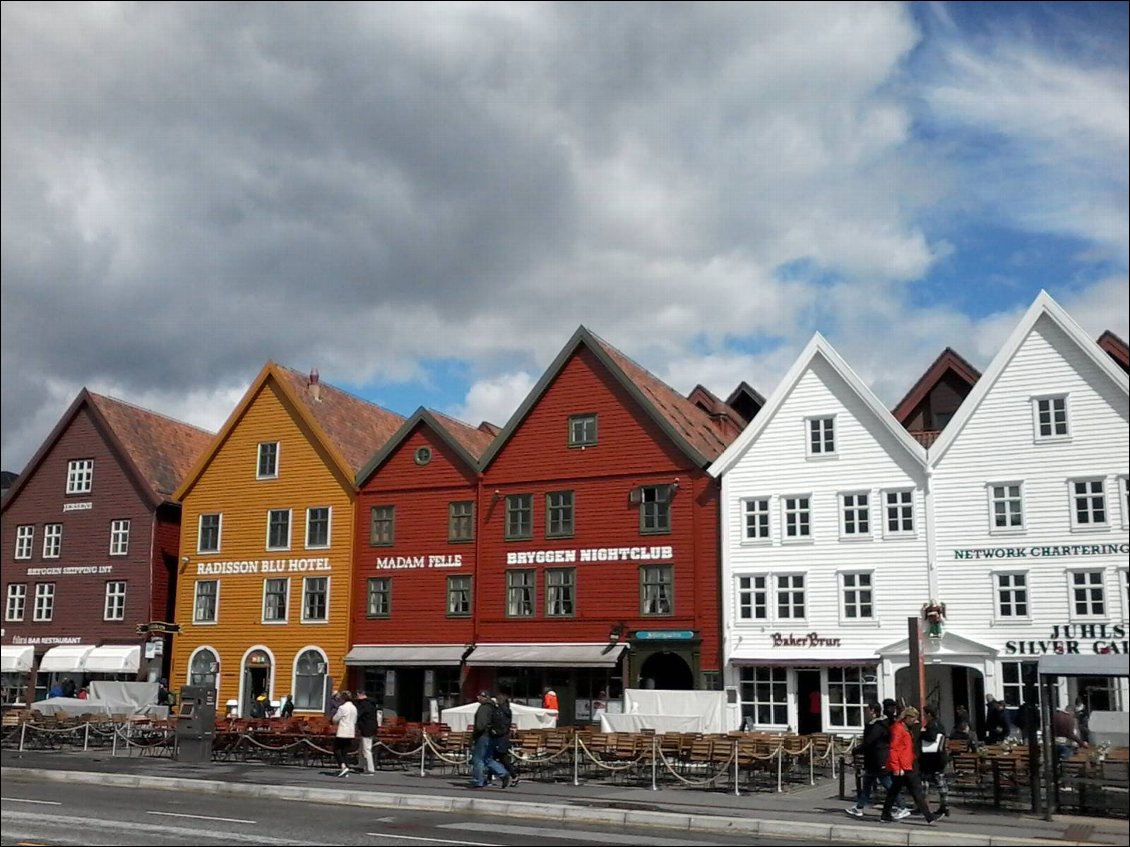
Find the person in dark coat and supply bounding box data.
[919,705,950,817]
[845,702,908,818]
[985,697,1010,744]
[468,691,508,788]
[490,686,519,785]
[881,707,937,824]
[354,691,378,774]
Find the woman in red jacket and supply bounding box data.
[880,706,938,824]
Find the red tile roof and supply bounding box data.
[89,394,213,498]
[274,366,405,474]
[892,347,981,426]
[430,410,495,460]
[1098,330,1129,371]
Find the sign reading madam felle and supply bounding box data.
[1005,623,1127,656]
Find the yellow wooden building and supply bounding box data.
[169,364,403,715]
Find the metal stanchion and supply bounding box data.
[777,746,783,793]
[809,743,815,785]
[84,722,90,751]
[420,736,427,777]
[573,734,580,786]
[733,741,740,796]
[112,725,118,757]
[651,735,658,791]
[19,722,26,753]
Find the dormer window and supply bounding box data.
[257,442,279,479]
[807,416,836,457]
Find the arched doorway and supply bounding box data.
[639,651,694,690]
[895,663,985,737]
[242,649,272,716]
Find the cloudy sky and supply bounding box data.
[3,2,1127,472]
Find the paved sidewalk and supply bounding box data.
[2,749,1126,846]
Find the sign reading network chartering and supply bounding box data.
[953,543,1128,560]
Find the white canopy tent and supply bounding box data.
[440,700,558,731]
[38,645,95,673]
[1,645,34,673]
[84,645,141,674]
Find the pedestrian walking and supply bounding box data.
[919,705,950,817]
[355,690,378,774]
[844,703,909,819]
[468,691,508,788]
[881,707,937,824]
[332,690,358,778]
[490,686,519,786]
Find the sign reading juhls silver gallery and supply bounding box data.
[1005,623,1127,656]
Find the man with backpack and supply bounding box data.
[489,685,519,786]
[845,702,909,819]
[468,691,509,788]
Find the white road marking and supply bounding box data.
[441,822,725,846]
[1,798,63,805]
[147,810,257,824]
[365,833,499,846]
[2,811,315,844]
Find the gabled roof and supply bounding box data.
[709,333,927,478]
[174,363,403,500]
[1098,330,1129,372]
[892,347,981,426]
[478,327,733,471]
[356,407,493,485]
[929,291,1130,464]
[3,390,214,511]
[726,381,766,418]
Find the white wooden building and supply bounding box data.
[710,335,930,734]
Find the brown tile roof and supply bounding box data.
[589,332,733,462]
[89,393,214,498]
[430,410,495,460]
[274,366,405,474]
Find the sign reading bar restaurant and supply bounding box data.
[11,635,82,645]
[953,543,1128,560]
[195,557,332,575]
[1005,623,1128,656]
[505,545,674,565]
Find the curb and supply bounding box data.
[0,767,1094,847]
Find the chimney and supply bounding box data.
[308,368,321,402]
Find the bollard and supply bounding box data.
[573,733,580,786]
[420,736,427,777]
[838,755,846,800]
[651,735,658,791]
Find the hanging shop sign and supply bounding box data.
[1004,623,1127,656]
[634,630,696,641]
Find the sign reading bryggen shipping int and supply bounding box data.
[953,543,1128,560]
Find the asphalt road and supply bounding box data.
[1,775,857,846]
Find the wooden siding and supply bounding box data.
[1,408,159,658]
[720,355,931,666]
[352,424,477,645]
[170,378,358,707]
[931,316,1130,667]
[479,347,721,671]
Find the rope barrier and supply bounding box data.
[575,735,648,773]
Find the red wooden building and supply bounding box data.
[347,408,494,721]
[1,391,212,704]
[467,328,738,724]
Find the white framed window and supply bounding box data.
[806,416,836,457]
[109,519,130,556]
[841,572,874,621]
[1068,570,1106,619]
[33,583,55,622]
[739,666,788,727]
[104,581,127,621]
[995,572,1029,620]
[262,578,289,623]
[1120,477,1129,530]
[840,492,871,538]
[257,441,280,479]
[742,498,771,542]
[302,576,329,622]
[305,506,331,549]
[198,513,222,554]
[194,580,219,623]
[1032,395,1069,440]
[737,575,768,620]
[266,509,292,551]
[1000,661,1039,709]
[294,648,329,711]
[884,489,915,536]
[42,524,62,559]
[189,648,220,689]
[1069,479,1108,529]
[66,459,94,494]
[14,525,34,560]
[5,583,27,621]
[776,573,806,619]
[988,482,1025,533]
[782,495,812,540]
[827,667,878,731]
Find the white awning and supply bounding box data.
[466,643,625,668]
[1,645,35,673]
[344,645,468,667]
[38,645,95,673]
[84,645,141,674]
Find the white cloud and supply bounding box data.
[452,371,538,430]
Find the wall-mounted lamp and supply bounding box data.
[181,556,190,564]
[608,622,626,644]
[670,478,681,491]
[492,489,503,502]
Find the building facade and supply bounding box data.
[928,293,1130,721]
[347,408,493,722]
[711,336,931,733]
[1,391,211,704]
[169,365,402,716]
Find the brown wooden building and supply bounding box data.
[1,391,212,704]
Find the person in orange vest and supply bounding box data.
[542,687,558,711]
